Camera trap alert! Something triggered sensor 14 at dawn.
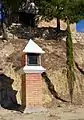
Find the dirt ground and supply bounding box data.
[0,102,84,120]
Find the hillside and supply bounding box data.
[0,37,84,106]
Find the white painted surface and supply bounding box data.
[23,66,46,73]
[24,107,47,113]
[23,39,45,53]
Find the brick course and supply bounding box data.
[22,73,43,108]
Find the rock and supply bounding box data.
[0,35,3,39]
[13,36,18,39]
[42,29,49,38]
[62,36,77,43]
[6,32,18,40]
[62,37,66,42]
[7,33,14,39]
[11,23,21,28]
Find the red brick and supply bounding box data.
[21,73,43,108]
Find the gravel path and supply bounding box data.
[0,104,84,120]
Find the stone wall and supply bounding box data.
[38,18,76,32]
[72,32,84,44]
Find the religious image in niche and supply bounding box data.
[27,53,39,65]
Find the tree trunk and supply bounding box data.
[1,1,8,40]
[57,18,60,33]
[66,18,75,103]
[1,22,8,40]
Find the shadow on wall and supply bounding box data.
[75,62,84,75]
[21,74,26,109]
[42,72,68,103]
[19,12,35,27]
[0,74,21,111]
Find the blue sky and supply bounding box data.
[76,20,84,32]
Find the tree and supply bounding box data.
[0,0,8,39]
[0,0,23,40]
[60,0,84,103]
[3,0,22,11]
[39,0,84,102]
[39,0,67,33]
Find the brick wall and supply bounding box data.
[22,73,43,108]
[21,74,26,107]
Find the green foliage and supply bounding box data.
[38,0,84,102]
[3,0,22,11]
[39,0,84,23]
[66,18,75,102]
[66,20,73,69]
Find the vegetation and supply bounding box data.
[39,0,84,102]
[39,0,65,32]
[3,0,22,11]
[39,0,84,31]
[66,19,75,103]
[1,0,24,39]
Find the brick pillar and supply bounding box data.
[22,73,45,113]
[22,74,26,107]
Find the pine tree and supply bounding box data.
[39,0,84,102]
[39,0,66,33]
[39,0,84,32]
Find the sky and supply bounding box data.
[76,20,84,32]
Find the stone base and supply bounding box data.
[24,107,47,113]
